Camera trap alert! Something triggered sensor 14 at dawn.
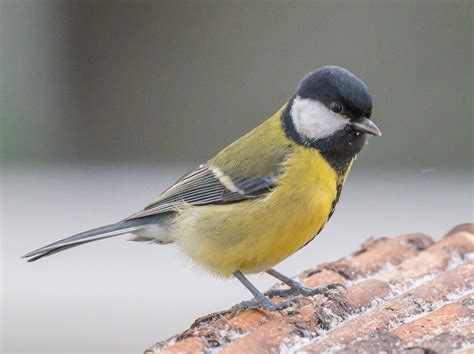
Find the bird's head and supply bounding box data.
[282,66,381,171]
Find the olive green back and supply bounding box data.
[209,106,293,178]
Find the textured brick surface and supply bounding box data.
[145,224,474,354]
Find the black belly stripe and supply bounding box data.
[298,156,351,251]
[327,182,344,221]
[300,181,344,249]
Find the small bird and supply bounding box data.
[24,66,381,311]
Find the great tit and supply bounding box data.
[24,66,381,311]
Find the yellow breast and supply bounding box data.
[173,145,340,277]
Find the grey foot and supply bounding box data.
[266,282,345,298]
[231,296,299,314]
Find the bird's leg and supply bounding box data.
[231,270,299,312]
[265,268,345,298]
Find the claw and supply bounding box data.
[265,287,295,298]
[300,282,346,296]
[266,282,345,298]
[230,296,300,315]
[230,300,259,316]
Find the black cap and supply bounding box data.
[297,66,373,120]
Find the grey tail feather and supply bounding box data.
[22,215,161,262]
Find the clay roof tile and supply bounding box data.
[145,224,474,354]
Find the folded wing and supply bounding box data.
[124,164,281,220]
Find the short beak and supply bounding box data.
[350,117,382,136]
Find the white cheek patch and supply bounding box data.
[291,96,347,141]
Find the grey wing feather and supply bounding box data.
[125,165,279,220]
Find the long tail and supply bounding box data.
[22,216,160,262]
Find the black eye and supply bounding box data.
[330,101,343,114]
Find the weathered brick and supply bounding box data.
[145,225,473,354]
[392,294,474,345]
[299,261,474,353]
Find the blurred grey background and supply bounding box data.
[1,1,472,354]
